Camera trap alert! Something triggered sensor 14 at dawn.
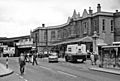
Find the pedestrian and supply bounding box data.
[6,56,9,68]
[94,52,98,65]
[90,52,95,65]
[19,53,26,75]
[32,53,38,65]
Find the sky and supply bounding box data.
[0,0,120,38]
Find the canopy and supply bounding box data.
[52,36,93,46]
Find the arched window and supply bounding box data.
[51,31,55,40]
[57,30,61,39]
[44,31,46,41]
[111,20,114,32]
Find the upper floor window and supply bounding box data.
[57,30,62,39]
[35,33,39,43]
[83,22,87,34]
[44,31,46,41]
[111,20,114,32]
[102,19,105,31]
[63,29,68,38]
[51,31,55,40]
[69,28,71,36]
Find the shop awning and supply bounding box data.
[52,36,93,46]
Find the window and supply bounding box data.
[57,30,60,39]
[64,29,68,38]
[68,48,71,52]
[84,22,87,34]
[102,19,105,31]
[51,31,55,40]
[44,31,46,41]
[111,20,114,32]
[69,28,71,36]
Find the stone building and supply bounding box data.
[31,4,120,55]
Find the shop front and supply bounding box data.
[101,46,120,69]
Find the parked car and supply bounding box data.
[48,52,58,63]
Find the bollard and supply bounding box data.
[6,56,8,69]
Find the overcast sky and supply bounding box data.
[0,0,120,37]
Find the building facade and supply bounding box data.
[16,35,33,56]
[31,4,120,55]
[0,35,33,57]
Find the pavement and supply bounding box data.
[0,63,14,77]
[58,58,120,75]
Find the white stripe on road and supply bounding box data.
[39,66,53,71]
[24,79,28,81]
[19,76,23,79]
[39,65,77,78]
[57,71,77,78]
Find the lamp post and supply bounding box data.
[92,31,99,54]
[45,28,48,55]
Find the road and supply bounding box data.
[0,57,120,81]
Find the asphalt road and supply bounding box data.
[0,57,120,81]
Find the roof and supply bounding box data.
[0,35,30,42]
[52,36,93,46]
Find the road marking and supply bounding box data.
[39,66,52,71]
[39,65,77,78]
[24,79,28,81]
[57,71,77,78]
[19,76,24,79]
[16,73,19,75]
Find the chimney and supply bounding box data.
[89,7,93,14]
[42,24,45,27]
[97,4,101,12]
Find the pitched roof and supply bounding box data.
[82,9,88,18]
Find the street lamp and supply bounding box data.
[92,31,99,54]
[45,28,48,55]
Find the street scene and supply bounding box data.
[0,0,120,81]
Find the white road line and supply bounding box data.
[19,76,24,79]
[57,71,77,78]
[39,66,52,71]
[16,73,19,75]
[39,65,77,78]
[24,79,28,81]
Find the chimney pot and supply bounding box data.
[42,24,45,27]
[89,7,93,14]
[97,4,101,12]
[116,10,118,13]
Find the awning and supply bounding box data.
[96,39,107,46]
[52,36,93,46]
[102,45,120,48]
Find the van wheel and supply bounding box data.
[81,59,84,63]
[65,56,68,62]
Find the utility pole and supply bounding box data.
[35,33,37,53]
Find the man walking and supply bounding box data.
[32,53,38,65]
[19,53,26,75]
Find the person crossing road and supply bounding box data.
[19,53,26,75]
[32,52,38,66]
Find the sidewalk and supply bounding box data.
[0,63,14,77]
[58,58,120,75]
[84,60,120,75]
